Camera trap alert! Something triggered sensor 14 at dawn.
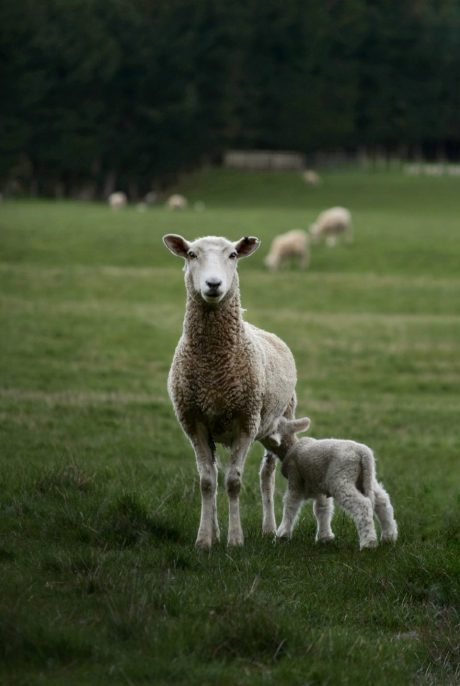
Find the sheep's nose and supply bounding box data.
[205,278,222,290]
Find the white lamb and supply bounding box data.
[309,207,352,246]
[264,416,398,550]
[108,191,127,210]
[264,229,310,271]
[167,194,188,210]
[163,234,297,549]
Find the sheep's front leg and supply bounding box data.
[227,434,253,546]
[313,495,335,542]
[190,424,219,550]
[259,451,277,535]
[277,488,304,539]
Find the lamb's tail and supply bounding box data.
[360,448,376,506]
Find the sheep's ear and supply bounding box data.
[234,236,260,258]
[287,417,311,435]
[163,234,190,257]
[268,430,281,446]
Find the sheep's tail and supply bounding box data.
[360,448,376,506]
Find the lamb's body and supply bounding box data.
[165,234,297,548]
[264,230,310,271]
[265,418,397,550]
[309,207,352,246]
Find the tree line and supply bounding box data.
[1,0,460,198]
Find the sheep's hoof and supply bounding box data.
[195,535,213,551]
[316,534,335,543]
[227,535,244,547]
[276,529,291,541]
[381,531,398,543]
[360,538,378,550]
[262,525,277,536]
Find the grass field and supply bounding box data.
[1,169,459,685]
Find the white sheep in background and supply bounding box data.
[264,229,310,271]
[163,234,297,549]
[264,416,398,550]
[108,191,127,210]
[303,169,321,186]
[167,194,188,210]
[309,206,352,246]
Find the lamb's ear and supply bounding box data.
[287,417,311,435]
[234,236,260,258]
[163,234,190,257]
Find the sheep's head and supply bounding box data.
[265,416,311,452]
[163,234,260,304]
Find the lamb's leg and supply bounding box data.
[313,495,335,542]
[259,451,277,535]
[276,488,304,539]
[333,485,377,550]
[227,434,253,546]
[190,424,219,550]
[373,481,398,543]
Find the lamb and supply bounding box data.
[167,194,188,210]
[108,191,127,210]
[163,234,297,549]
[264,416,398,550]
[264,229,310,271]
[309,207,352,246]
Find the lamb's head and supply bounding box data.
[163,234,260,304]
[265,416,311,455]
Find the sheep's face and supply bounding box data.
[163,234,260,304]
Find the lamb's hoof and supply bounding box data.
[360,538,378,550]
[381,531,398,543]
[262,525,277,537]
[276,528,291,541]
[316,534,335,543]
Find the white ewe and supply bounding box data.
[264,230,310,271]
[264,416,398,550]
[163,234,297,549]
[108,191,127,210]
[303,169,321,186]
[167,194,188,210]
[310,207,352,246]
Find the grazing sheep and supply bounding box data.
[163,234,297,549]
[303,170,321,186]
[108,191,127,210]
[309,207,352,246]
[264,229,310,271]
[264,416,398,550]
[167,194,188,210]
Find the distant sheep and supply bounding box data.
[264,416,398,550]
[167,194,188,210]
[264,229,310,271]
[108,191,127,210]
[310,207,352,246]
[303,170,321,186]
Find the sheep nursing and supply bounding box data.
[163,234,297,549]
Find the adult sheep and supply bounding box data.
[310,207,352,246]
[108,191,127,210]
[264,229,310,271]
[163,234,297,549]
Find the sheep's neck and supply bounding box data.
[183,284,244,353]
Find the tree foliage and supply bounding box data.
[1,0,460,196]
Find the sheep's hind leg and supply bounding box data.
[227,434,253,546]
[260,451,277,535]
[191,424,219,550]
[313,496,335,542]
[333,485,377,550]
[374,482,398,543]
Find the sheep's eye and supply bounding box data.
[187,250,197,259]
[229,251,238,259]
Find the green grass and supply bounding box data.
[0,169,459,685]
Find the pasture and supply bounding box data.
[1,169,459,685]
